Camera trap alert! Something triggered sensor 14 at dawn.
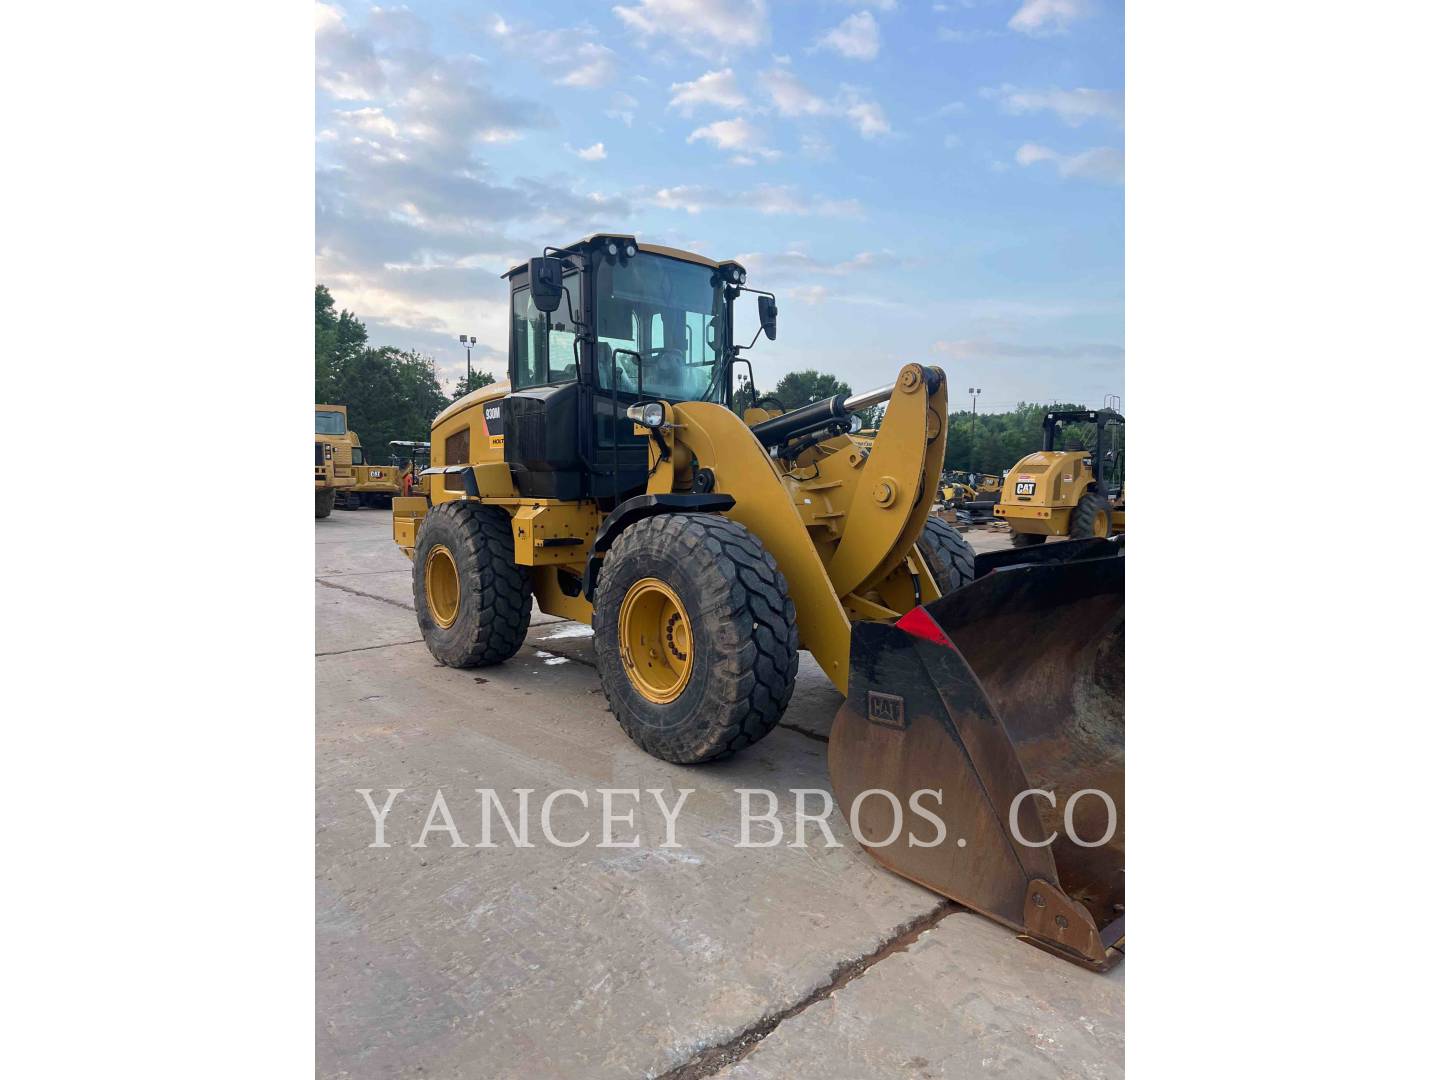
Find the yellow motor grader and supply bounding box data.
[390,235,1125,969]
[315,404,356,518]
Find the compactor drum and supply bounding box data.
[391,235,1124,968]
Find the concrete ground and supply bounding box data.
[316,509,1122,1079]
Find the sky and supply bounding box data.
[316,0,1123,411]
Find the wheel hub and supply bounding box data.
[618,578,694,704]
[425,544,461,629]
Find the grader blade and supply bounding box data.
[829,539,1124,970]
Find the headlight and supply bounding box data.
[325,444,333,460]
[624,243,637,258]
[849,414,863,434]
[606,241,619,256]
[626,402,665,428]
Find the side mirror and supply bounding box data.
[758,295,778,341]
[528,256,564,314]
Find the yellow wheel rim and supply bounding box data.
[425,544,461,629]
[618,578,694,704]
[1093,510,1110,538]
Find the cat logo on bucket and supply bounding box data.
[866,690,907,730]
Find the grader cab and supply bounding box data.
[390,235,1125,969]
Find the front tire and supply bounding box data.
[1069,491,1113,539]
[413,501,531,667]
[915,515,976,595]
[315,489,335,519]
[594,514,799,764]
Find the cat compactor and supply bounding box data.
[995,409,1125,546]
[391,235,1125,969]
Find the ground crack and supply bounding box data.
[316,577,413,611]
[316,638,423,657]
[656,899,962,1079]
[777,722,828,744]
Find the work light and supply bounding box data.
[626,402,665,428]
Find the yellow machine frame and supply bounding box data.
[394,363,950,693]
[315,404,356,493]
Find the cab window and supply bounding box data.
[315,410,346,435]
[512,277,580,389]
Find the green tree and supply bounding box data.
[941,400,1096,475]
[315,285,367,403]
[771,370,852,409]
[451,369,497,401]
[315,284,449,461]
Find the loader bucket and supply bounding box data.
[829,538,1124,970]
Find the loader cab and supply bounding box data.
[501,234,757,507]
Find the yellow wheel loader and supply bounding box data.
[390,235,1124,969]
[994,409,1125,547]
[315,404,357,518]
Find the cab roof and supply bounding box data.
[504,235,721,277]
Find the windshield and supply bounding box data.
[594,253,727,403]
[315,410,346,435]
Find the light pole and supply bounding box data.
[968,387,981,473]
[460,334,476,388]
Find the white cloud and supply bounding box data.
[572,142,607,161]
[649,184,860,216]
[1015,143,1058,166]
[758,70,888,139]
[669,68,748,114]
[737,249,897,279]
[558,43,618,89]
[800,133,834,160]
[932,339,1123,364]
[606,92,638,126]
[613,0,768,52]
[992,85,1123,126]
[315,2,386,100]
[687,117,778,158]
[817,11,881,61]
[845,98,890,139]
[315,6,633,372]
[1015,143,1123,183]
[1008,0,1093,37]
[486,17,618,89]
[760,68,829,116]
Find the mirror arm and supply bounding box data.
[734,326,765,352]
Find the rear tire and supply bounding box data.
[1010,530,1046,548]
[594,514,799,765]
[1069,491,1113,540]
[413,501,531,667]
[915,516,976,594]
[315,489,335,519]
